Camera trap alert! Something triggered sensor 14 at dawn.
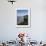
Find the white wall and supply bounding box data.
[0,0,46,42]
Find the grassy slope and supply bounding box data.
[18,15,28,25]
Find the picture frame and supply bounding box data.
[16,8,31,28]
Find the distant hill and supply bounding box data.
[17,15,28,25]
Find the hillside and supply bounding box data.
[17,15,28,25]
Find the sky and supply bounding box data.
[17,10,28,16]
